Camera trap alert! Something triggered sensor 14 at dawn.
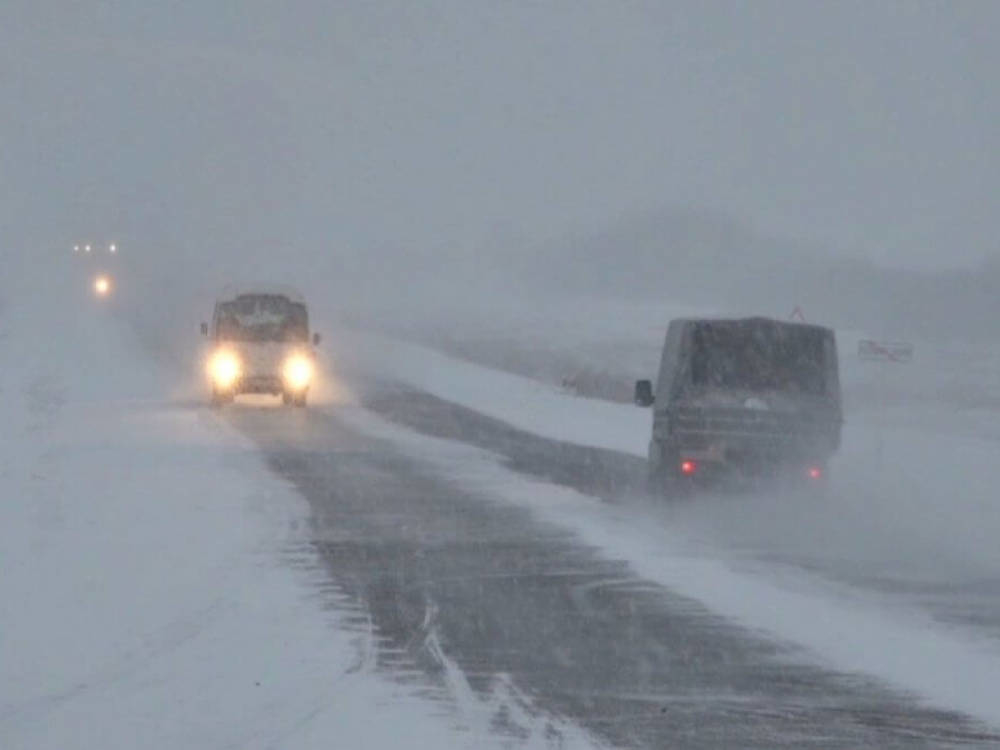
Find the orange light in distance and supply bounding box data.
[93,274,112,297]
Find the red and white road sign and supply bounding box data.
[858,339,914,363]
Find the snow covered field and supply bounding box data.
[0,261,605,749]
[355,292,1000,432]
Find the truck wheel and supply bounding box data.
[648,466,689,497]
[282,391,293,405]
[293,391,307,408]
[647,442,676,496]
[646,466,670,495]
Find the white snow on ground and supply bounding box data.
[340,330,651,456]
[10,255,997,743]
[338,404,1000,731]
[349,294,703,399]
[0,262,607,749]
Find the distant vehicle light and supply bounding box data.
[73,244,80,252]
[209,350,241,388]
[84,244,91,253]
[808,466,823,480]
[282,354,313,391]
[109,243,116,253]
[680,459,697,476]
[93,274,112,297]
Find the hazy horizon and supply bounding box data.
[3,1,998,276]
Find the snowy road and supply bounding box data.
[224,379,1000,748]
[0,265,606,749]
[6,260,1000,748]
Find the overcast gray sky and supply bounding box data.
[2,1,997,270]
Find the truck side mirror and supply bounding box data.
[200,322,208,336]
[634,380,654,407]
[312,332,321,346]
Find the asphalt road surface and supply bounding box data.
[224,379,1000,749]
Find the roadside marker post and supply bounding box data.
[857,339,915,470]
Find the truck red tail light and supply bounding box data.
[807,466,823,480]
[680,460,698,476]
